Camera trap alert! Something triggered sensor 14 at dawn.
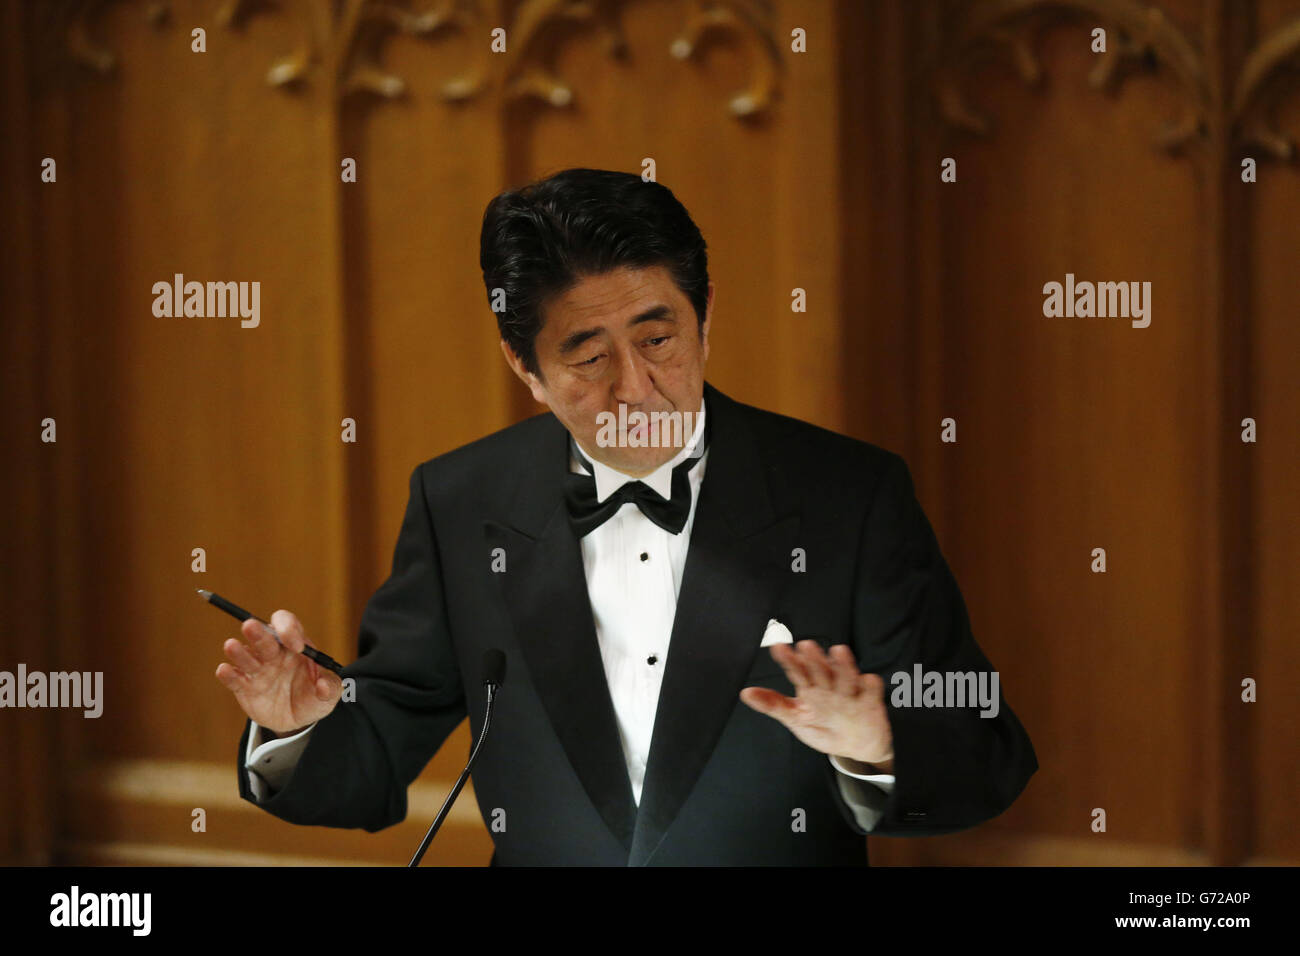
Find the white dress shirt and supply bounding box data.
[246,400,896,831]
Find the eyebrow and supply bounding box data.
[557,305,676,356]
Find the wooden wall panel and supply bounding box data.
[341,96,514,599]
[0,0,1294,868]
[35,9,352,766]
[0,0,55,865]
[1248,0,1300,865]
[947,24,1205,851]
[337,15,514,866]
[972,42,1197,847]
[840,0,913,459]
[865,0,1295,867]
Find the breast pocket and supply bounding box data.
[745,645,791,683]
[746,633,837,684]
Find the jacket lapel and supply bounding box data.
[629,383,799,865]
[484,412,639,854]
[483,382,799,865]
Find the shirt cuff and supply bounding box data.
[244,720,317,801]
[828,753,896,789]
[828,754,895,832]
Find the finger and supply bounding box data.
[306,658,332,690]
[215,661,251,691]
[311,655,343,684]
[828,644,861,697]
[859,671,886,702]
[317,672,343,700]
[270,609,306,653]
[224,637,264,674]
[739,686,795,717]
[771,643,811,689]
[299,658,340,697]
[241,618,282,664]
[797,640,834,690]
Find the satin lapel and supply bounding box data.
[484,413,638,854]
[628,383,800,866]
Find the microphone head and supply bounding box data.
[482,649,506,687]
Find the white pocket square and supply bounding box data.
[760,618,794,647]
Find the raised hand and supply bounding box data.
[739,640,894,770]
[214,609,343,735]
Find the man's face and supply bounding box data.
[501,264,712,477]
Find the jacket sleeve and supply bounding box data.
[825,452,1037,837]
[236,462,468,832]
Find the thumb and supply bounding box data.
[740,686,788,717]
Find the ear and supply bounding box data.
[499,339,548,405]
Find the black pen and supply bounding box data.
[196,588,346,675]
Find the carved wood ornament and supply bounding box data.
[41,0,784,118]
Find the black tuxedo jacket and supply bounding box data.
[237,381,1037,865]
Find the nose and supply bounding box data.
[610,342,656,406]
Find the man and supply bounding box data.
[216,168,1037,865]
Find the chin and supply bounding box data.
[630,448,678,469]
[597,447,648,471]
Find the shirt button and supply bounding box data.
[647,655,658,665]
[639,552,649,562]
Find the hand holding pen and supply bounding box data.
[204,590,347,737]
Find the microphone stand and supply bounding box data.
[407,680,499,867]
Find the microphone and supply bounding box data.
[407,649,506,867]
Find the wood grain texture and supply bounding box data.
[0,0,1293,867]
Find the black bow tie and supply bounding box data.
[564,445,706,537]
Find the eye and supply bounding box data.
[575,354,603,367]
[646,336,670,347]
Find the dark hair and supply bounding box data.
[479,168,710,380]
